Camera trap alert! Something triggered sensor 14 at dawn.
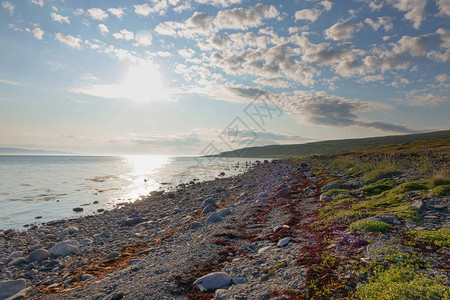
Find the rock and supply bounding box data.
[371,214,401,224]
[277,237,291,247]
[72,207,83,212]
[0,279,27,299]
[320,194,332,201]
[258,192,268,199]
[202,204,216,214]
[81,274,94,281]
[104,292,123,300]
[206,212,223,223]
[7,257,25,267]
[26,249,50,263]
[405,220,417,228]
[321,183,340,191]
[215,289,228,300]
[258,246,272,254]
[218,208,231,217]
[49,240,79,256]
[190,222,202,229]
[63,226,79,234]
[215,187,225,193]
[232,277,246,284]
[106,252,120,260]
[120,216,143,227]
[276,187,292,196]
[273,225,289,232]
[411,199,424,211]
[167,192,175,199]
[172,208,182,214]
[202,197,216,208]
[194,272,231,291]
[7,251,23,260]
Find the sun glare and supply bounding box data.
[81,61,171,103]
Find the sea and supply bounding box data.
[0,155,264,230]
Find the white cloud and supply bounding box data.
[253,77,290,88]
[134,32,153,47]
[174,1,191,13]
[409,93,449,106]
[194,0,241,7]
[134,0,168,16]
[55,33,82,49]
[98,24,109,35]
[392,35,429,56]
[51,12,70,24]
[388,0,426,29]
[155,21,180,36]
[155,12,212,37]
[107,7,125,19]
[295,8,321,22]
[214,4,279,30]
[113,29,135,41]
[32,27,44,40]
[324,21,363,41]
[0,79,19,85]
[435,73,449,84]
[73,8,84,15]
[320,0,333,11]
[364,17,393,31]
[437,0,450,16]
[361,74,384,82]
[30,0,44,7]
[87,8,108,20]
[178,48,195,58]
[2,1,14,15]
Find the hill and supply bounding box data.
[0,147,68,155]
[214,130,450,158]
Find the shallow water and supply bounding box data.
[0,155,263,229]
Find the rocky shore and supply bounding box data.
[1,152,449,299]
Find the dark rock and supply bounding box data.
[321,183,340,191]
[26,249,50,263]
[72,207,84,212]
[0,279,27,299]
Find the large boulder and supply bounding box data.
[49,240,79,256]
[0,279,27,299]
[194,272,231,291]
[321,183,340,192]
[206,212,222,223]
[27,249,50,263]
[202,204,216,214]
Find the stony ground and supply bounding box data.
[1,146,449,300]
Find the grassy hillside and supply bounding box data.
[215,130,450,158]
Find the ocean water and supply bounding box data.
[0,155,262,229]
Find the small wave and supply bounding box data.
[86,175,118,182]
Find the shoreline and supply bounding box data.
[1,152,448,299]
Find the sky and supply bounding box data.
[0,0,449,155]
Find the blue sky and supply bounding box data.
[0,0,449,155]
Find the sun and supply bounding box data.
[77,61,171,103]
[121,62,170,103]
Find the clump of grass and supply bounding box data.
[328,210,365,223]
[363,167,402,182]
[325,188,351,196]
[358,182,392,196]
[390,182,428,194]
[412,229,450,248]
[357,265,450,300]
[349,219,393,233]
[431,184,450,196]
[333,193,357,201]
[431,170,450,188]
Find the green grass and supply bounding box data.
[431,184,450,196]
[327,210,365,223]
[391,182,428,194]
[356,265,450,300]
[412,229,450,248]
[349,219,393,233]
[363,167,402,182]
[325,188,351,196]
[358,182,393,196]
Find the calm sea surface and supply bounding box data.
[0,155,261,229]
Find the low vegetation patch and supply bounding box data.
[356,265,450,300]
[431,184,450,196]
[358,182,392,196]
[363,167,402,182]
[411,228,450,248]
[349,219,393,233]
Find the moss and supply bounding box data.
[349,219,393,233]
[431,184,450,196]
[391,182,428,193]
[325,189,351,196]
[382,205,420,220]
[356,265,450,300]
[328,210,365,223]
[358,182,392,196]
[363,167,402,182]
[354,193,405,210]
[333,193,356,201]
[412,229,450,248]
